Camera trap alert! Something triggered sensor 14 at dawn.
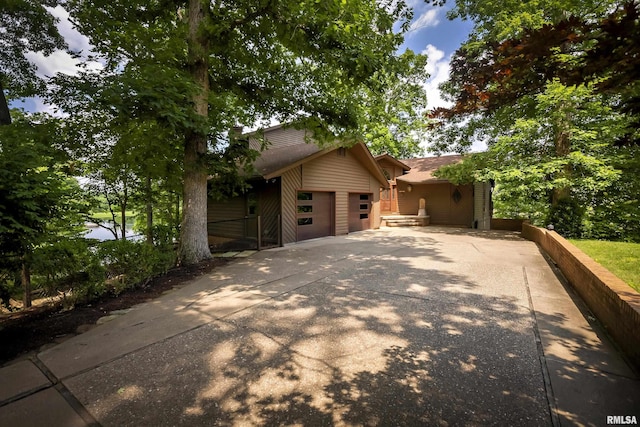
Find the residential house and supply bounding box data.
[207,125,389,249]
[377,154,492,229]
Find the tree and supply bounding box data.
[427,0,640,238]
[361,50,430,158]
[0,113,87,307]
[0,0,67,124]
[63,0,417,264]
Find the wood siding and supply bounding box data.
[257,179,281,244]
[302,149,374,236]
[369,175,382,228]
[281,167,302,244]
[397,182,474,226]
[377,158,406,182]
[207,196,246,238]
[280,148,381,242]
[249,127,309,151]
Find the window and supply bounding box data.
[359,194,369,200]
[360,214,368,219]
[297,192,313,201]
[297,205,312,213]
[359,204,368,210]
[337,147,347,157]
[298,218,313,226]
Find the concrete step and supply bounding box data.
[382,216,430,227]
[386,221,424,227]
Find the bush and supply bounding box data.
[547,197,585,238]
[31,239,105,305]
[96,239,175,294]
[0,257,21,310]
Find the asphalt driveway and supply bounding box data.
[2,227,639,426]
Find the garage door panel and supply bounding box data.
[297,192,333,241]
[349,193,371,232]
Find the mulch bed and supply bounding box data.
[0,258,230,365]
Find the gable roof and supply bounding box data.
[374,154,411,172]
[248,127,389,187]
[396,155,463,183]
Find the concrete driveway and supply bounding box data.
[1,227,639,426]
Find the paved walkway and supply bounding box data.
[1,227,638,426]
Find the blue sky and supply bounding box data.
[400,2,473,109]
[20,3,473,125]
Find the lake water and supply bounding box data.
[84,223,142,241]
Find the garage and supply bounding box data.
[349,193,372,232]
[296,191,334,241]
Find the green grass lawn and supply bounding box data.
[569,240,640,293]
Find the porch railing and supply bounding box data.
[207,214,281,252]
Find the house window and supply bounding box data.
[298,218,313,226]
[359,204,368,210]
[382,169,391,180]
[297,205,313,213]
[360,213,368,219]
[297,192,313,201]
[359,194,369,200]
[337,147,347,157]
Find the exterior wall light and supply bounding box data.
[407,184,413,192]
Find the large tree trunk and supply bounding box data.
[552,106,572,205]
[0,80,11,126]
[178,0,212,265]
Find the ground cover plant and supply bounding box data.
[569,239,640,293]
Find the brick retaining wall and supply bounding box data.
[491,218,526,231]
[522,223,640,368]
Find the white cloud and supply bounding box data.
[27,6,101,79]
[48,6,92,54]
[422,44,451,110]
[409,9,440,33]
[420,45,489,153]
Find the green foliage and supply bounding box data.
[58,0,419,264]
[0,256,21,309]
[547,197,585,238]
[30,239,105,304]
[0,0,67,96]
[96,240,175,294]
[362,50,430,158]
[0,114,88,255]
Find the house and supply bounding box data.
[207,125,389,249]
[377,154,492,229]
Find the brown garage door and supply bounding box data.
[297,191,333,241]
[349,193,371,232]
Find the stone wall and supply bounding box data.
[522,223,640,368]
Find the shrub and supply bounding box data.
[96,239,175,294]
[31,239,105,306]
[547,197,585,238]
